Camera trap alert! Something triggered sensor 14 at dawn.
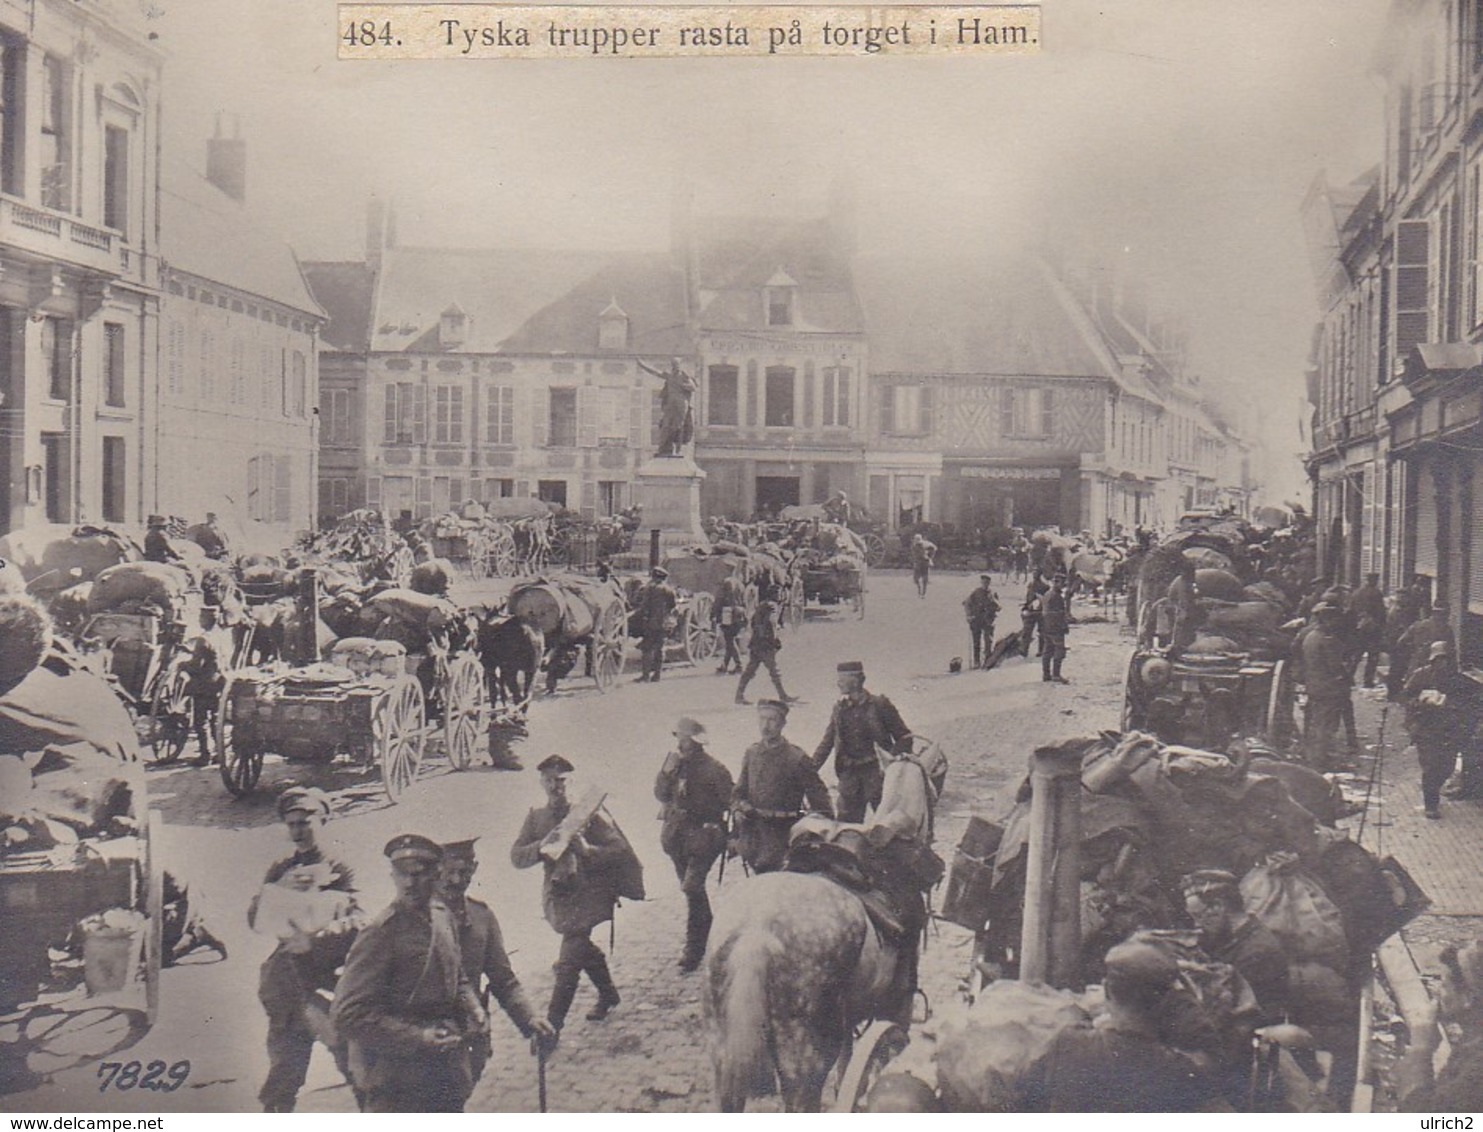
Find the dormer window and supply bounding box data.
[598,298,629,350]
[765,268,798,327]
[440,302,468,349]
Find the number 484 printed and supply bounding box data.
[97,1059,191,1093]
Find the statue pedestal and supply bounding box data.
[632,454,709,554]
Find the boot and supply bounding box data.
[585,954,620,1021]
[547,966,581,1030]
[680,893,711,973]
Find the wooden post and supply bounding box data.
[291,567,320,665]
[649,528,661,570]
[1019,742,1084,988]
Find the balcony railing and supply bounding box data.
[0,194,121,277]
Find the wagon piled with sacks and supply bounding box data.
[311,509,414,585]
[795,521,867,619]
[506,574,630,692]
[417,508,518,579]
[615,573,719,666]
[216,584,487,802]
[918,730,1429,1112]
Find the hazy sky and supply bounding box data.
[150,0,1394,497]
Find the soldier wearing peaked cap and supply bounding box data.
[435,839,556,1089]
[655,717,734,971]
[812,660,913,824]
[733,699,832,873]
[331,835,486,1112]
[1180,869,1289,1023]
[634,567,677,683]
[250,787,362,1112]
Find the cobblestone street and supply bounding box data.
[11,571,1131,1113]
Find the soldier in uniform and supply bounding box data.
[332,835,484,1112]
[1297,602,1352,770]
[510,755,627,1033]
[733,700,834,873]
[734,598,797,705]
[142,515,180,564]
[1041,573,1071,684]
[1347,572,1387,688]
[654,718,734,971]
[1180,870,1289,1023]
[634,567,677,683]
[712,573,747,676]
[435,839,555,1090]
[812,660,914,823]
[909,533,936,598]
[963,573,1001,669]
[249,788,364,1113]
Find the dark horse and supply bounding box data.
[474,613,545,710]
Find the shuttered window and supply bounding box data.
[1395,219,1432,366]
[1415,467,1440,577]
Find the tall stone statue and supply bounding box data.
[639,358,696,459]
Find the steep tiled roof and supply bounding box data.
[856,254,1119,380]
[498,253,692,356]
[160,158,323,317]
[693,216,861,334]
[302,262,376,351]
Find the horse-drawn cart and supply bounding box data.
[507,574,630,692]
[217,590,487,802]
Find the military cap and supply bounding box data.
[1429,639,1453,660]
[980,573,993,581]
[651,566,669,580]
[673,717,706,739]
[384,833,443,867]
[1179,869,1241,902]
[837,660,865,674]
[147,514,166,527]
[441,838,480,860]
[756,698,790,716]
[1310,602,1339,616]
[537,753,575,776]
[277,787,329,818]
[1103,939,1178,987]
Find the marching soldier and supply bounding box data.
[910,533,936,598]
[812,660,913,824]
[654,718,734,972]
[634,567,677,683]
[249,788,363,1113]
[733,699,833,873]
[713,572,747,676]
[1041,573,1071,684]
[734,598,797,705]
[963,574,1001,669]
[435,839,556,1090]
[510,755,630,1034]
[331,835,485,1113]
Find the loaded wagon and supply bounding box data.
[617,575,719,666]
[217,585,487,802]
[795,522,868,620]
[419,511,518,579]
[507,574,630,692]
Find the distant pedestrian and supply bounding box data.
[732,700,833,873]
[143,515,179,564]
[811,660,913,823]
[1020,578,1044,658]
[1012,536,1031,582]
[1385,581,1429,700]
[1040,574,1071,684]
[713,573,747,675]
[735,599,796,705]
[634,566,677,683]
[654,718,734,971]
[1296,603,1351,770]
[180,635,223,767]
[963,574,1001,669]
[331,835,484,1113]
[1397,604,1457,686]
[910,533,936,598]
[1347,572,1386,688]
[1405,641,1480,818]
[510,755,629,1034]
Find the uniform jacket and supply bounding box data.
[813,692,912,772]
[1041,589,1070,637]
[1397,620,1458,679]
[1347,584,1386,637]
[713,577,747,628]
[634,581,677,636]
[733,736,833,870]
[1210,914,1289,1021]
[910,539,936,566]
[654,744,734,859]
[747,605,781,658]
[1404,663,1480,750]
[330,898,483,1097]
[251,847,363,1012]
[1296,625,1349,699]
[445,895,536,1037]
[510,801,630,934]
[963,587,1000,624]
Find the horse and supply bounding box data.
[474,612,545,710]
[705,755,938,1112]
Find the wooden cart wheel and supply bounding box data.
[829,1020,910,1113]
[863,532,887,570]
[142,810,164,1026]
[145,662,192,763]
[443,653,487,771]
[379,677,427,803]
[787,576,806,630]
[685,593,718,661]
[218,676,264,797]
[491,529,518,577]
[591,599,628,692]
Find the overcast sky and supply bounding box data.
[150,0,1394,500]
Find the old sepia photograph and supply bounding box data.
[1,0,1479,1116]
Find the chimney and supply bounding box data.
[206,113,246,203]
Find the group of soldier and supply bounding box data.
[959,568,1074,683]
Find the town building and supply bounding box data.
[155,123,324,539]
[303,206,691,528]
[0,0,163,531]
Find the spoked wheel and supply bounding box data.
[863,533,887,569]
[442,653,487,770]
[491,530,518,577]
[591,599,628,692]
[828,1020,910,1113]
[786,576,806,630]
[218,676,264,797]
[145,663,192,763]
[684,593,718,662]
[378,677,427,803]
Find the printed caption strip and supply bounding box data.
[338,4,1041,57]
